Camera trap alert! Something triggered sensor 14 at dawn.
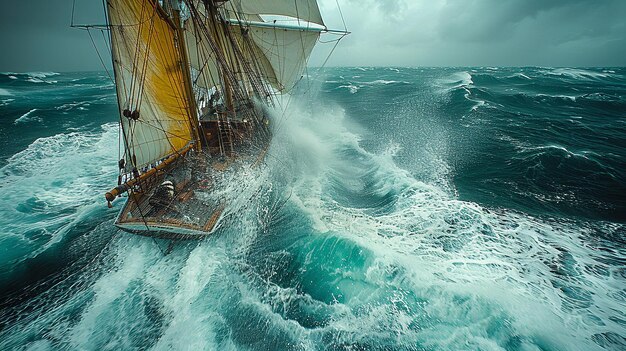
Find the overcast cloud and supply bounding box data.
[313,0,626,67]
[1,0,625,72]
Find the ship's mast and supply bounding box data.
[169,0,203,151]
[100,0,347,206]
[206,2,235,114]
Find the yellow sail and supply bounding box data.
[107,0,196,170]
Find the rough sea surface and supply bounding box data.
[0,67,625,350]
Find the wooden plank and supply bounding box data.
[203,206,224,232]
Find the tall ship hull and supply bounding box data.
[89,0,345,239]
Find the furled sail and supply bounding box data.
[227,0,325,26]
[107,0,196,170]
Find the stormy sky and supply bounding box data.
[1,0,625,72]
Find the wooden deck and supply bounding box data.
[113,104,270,240]
[115,167,225,239]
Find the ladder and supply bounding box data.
[217,113,233,156]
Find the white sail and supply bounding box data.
[186,15,319,93]
[227,0,325,26]
[245,25,319,92]
[185,20,222,90]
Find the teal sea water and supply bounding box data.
[0,67,625,350]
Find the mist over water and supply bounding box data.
[0,68,625,350]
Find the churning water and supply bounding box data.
[0,67,625,350]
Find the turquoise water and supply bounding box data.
[0,68,625,350]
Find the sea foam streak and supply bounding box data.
[14,109,40,124]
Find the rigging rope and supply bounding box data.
[86,29,115,84]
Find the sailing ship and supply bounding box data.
[92,0,345,239]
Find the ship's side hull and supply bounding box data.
[114,205,223,240]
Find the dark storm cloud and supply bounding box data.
[0,0,624,71]
[437,0,623,43]
[314,0,626,67]
[0,1,108,72]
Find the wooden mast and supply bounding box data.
[205,3,234,112]
[170,0,202,152]
[207,1,235,156]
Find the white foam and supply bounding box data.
[546,68,611,80]
[14,109,40,124]
[56,101,92,111]
[470,99,486,111]
[536,93,578,102]
[363,79,407,85]
[27,72,60,79]
[338,84,359,94]
[262,99,622,349]
[290,173,614,349]
[438,71,474,91]
[507,72,531,80]
[0,98,14,106]
[0,124,119,265]
[1,93,622,350]
[0,88,12,96]
[516,144,601,162]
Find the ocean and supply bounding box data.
[0,67,625,350]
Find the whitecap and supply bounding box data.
[536,93,578,102]
[546,68,610,80]
[0,98,15,106]
[363,79,406,85]
[264,101,621,350]
[516,144,601,161]
[438,71,474,91]
[0,88,12,96]
[581,92,618,102]
[470,100,486,111]
[26,78,45,84]
[338,84,359,94]
[0,123,118,255]
[27,72,60,79]
[507,73,531,80]
[56,101,92,111]
[14,109,42,124]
